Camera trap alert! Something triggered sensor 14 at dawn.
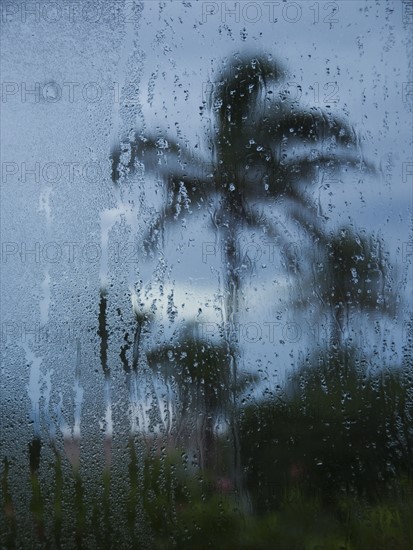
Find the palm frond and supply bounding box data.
[272,153,375,186]
[146,337,258,407]
[110,133,208,185]
[139,174,218,254]
[262,105,357,148]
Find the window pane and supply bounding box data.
[1,1,412,548]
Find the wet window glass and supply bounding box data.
[1,1,412,548]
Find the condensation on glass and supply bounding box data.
[1,2,412,548]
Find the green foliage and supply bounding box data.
[3,434,412,549]
[240,348,413,514]
[142,452,413,549]
[1,458,17,548]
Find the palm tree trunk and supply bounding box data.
[330,305,344,350]
[203,388,216,471]
[222,204,244,501]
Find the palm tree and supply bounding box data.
[145,322,257,471]
[110,53,370,494]
[307,227,397,353]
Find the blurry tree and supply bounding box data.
[146,323,257,470]
[310,228,397,350]
[240,347,413,515]
[110,53,371,492]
